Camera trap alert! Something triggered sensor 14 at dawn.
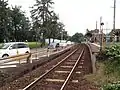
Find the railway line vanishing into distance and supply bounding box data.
[0,44,98,90]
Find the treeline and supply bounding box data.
[0,0,85,44]
[0,0,31,42]
[0,0,68,43]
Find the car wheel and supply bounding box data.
[2,54,9,58]
[25,51,29,53]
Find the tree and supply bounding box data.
[67,36,72,41]
[31,0,67,44]
[11,6,31,41]
[47,13,59,43]
[0,0,11,42]
[63,31,68,40]
[0,1,33,42]
[31,0,54,44]
[56,22,65,40]
[71,33,84,43]
[31,0,53,30]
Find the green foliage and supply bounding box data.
[91,44,120,90]
[103,44,120,75]
[70,33,84,43]
[11,6,31,41]
[102,83,120,90]
[105,44,120,60]
[31,0,68,45]
[31,0,55,42]
[0,0,68,43]
[104,60,120,75]
[0,0,32,42]
[28,42,41,49]
[0,0,10,42]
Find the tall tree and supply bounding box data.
[45,13,59,43]
[56,22,65,40]
[31,0,54,44]
[11,6,31,41]
[0,0,11,42]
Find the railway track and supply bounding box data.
[20,44,95,90]
[0,44,97,90]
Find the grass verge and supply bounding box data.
[84,61,120,89]
[27,42,42,49]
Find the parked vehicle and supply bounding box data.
[48,42,57,49]
[59,42,67,47]
[0,42,30,58]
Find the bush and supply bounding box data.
[95,45,120,89]
[105,44,120,60]
[102,44,120,75]
[104,60,120,75]
[102,83,120,90]
[100,44,120,77]
[96,50,108,61]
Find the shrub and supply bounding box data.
[103,44,120,75]
[96,44,120,89]
[105,44,120,60]
[102,83,120,90]
[96,50,108,61]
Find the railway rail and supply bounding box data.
[0,44,98,90]
[21,44,95,90]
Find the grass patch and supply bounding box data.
[0,44,2,48]
[27,42,42,49]
[84,61,120,89]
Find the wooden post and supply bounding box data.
[27,53,31,63]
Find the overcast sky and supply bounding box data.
[8,0,120,36]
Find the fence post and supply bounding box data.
[27,53,31,63]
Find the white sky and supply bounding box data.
[8,0,120,36]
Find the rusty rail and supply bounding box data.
[60,49,84,90]
[21,48,78,90]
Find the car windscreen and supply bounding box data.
[17,43,28,48]
[0,44,10,49]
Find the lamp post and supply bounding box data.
[113,0,116,43]
[35,30,38,59]
[60,31,63,42]
[40,32,43,47]
[100,22,104,51]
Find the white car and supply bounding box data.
[59,42,67,47]
[48,42,57,49]
[0,42,30,58]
